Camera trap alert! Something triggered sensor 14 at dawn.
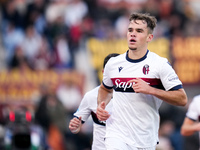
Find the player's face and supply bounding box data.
[127,20,153,51]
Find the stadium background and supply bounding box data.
[0,0,199,150]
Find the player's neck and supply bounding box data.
[128,48,148,60]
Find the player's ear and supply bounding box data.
[147,34,153,42]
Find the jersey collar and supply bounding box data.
[126,50,149,63]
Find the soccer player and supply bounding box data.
[181,94,200,148]
[96,12,187,150]
[68,53,119,150]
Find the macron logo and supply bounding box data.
[118,67,123,72]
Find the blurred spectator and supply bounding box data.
[123,0,147,11]
[63,0,89,66]
[156,120,174,150]
[97,0,122,11]
[21,25,42,63]
[159,103,186,150]
[53,35,73,69]
[97,0,147,16]
[34,86,52,149]
[3,23,24,65]
[46,94,67,150]
[142,0,159,17]
[158,0,174,19]
[34,85,68,150]
[45,0,67,24]
[45,6,69,47]
[0,104,6,149]
[8,45,32,71]
[186,0,200,19]
[94,18,114,39]
[25,0,47,33]
[33,36,54,70]
[0,104,7,126]
[57,78,82,116]
[1,0,27,29]
[114,9,129,38]
[80,14,95,39]
[64,0,88,27]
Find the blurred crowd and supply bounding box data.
[1,0,200,71]
[0,0,200,150]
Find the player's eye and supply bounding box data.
[137,29,143,33]
[128,28,133,32]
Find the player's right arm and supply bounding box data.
[69,89,92,134]
[69,116,82,134]
[96,83,113,121]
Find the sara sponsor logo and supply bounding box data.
[111,78,164,92]
[115,79,133,91]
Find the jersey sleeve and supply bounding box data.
[159,59,183,91]
[186,97,199,121]
[73,93,91,122]
[102,58,114,89]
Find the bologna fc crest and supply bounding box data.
[143,64,150,75]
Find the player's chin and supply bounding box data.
[129,47,137,51]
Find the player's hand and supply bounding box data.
[69,116,82,134]
[127,78,152,94]
[96,102,110,121]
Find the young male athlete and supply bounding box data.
[68,53,119,150]
[181,94,200,149]
[96,12,188,150]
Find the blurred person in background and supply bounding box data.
[34,83,68,150]
[96,12,187,150]
[21,25,42,63]
[32,35,54,70]
[45,94,67,150]
[114,9,130,38]
[69,53,119,150]
[181,94,200,150]
[156,120,174,150]
[8,44,32,71]
[57,77,82,117]
[158,101,187,150]
[25,0,47,34]
[53,35,73,69]
[1,0,27,29]
[2,22,24,66]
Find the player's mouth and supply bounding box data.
[129,39,136,44]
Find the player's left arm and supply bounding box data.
[181,117,200,136]
[127,78,187,106]
[181,97,200,136]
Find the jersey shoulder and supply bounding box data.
[192,95,200,104]
[148,51,168,62]
[105,52,126,68]
[107,53,123,63]
[83,86,99,101]
[148,51,172,68]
